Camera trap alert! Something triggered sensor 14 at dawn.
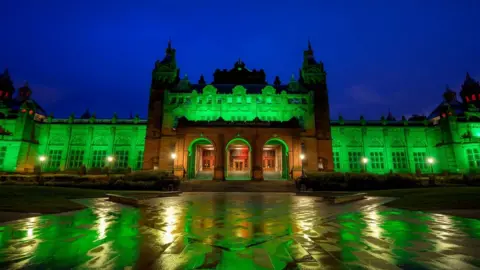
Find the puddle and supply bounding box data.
[0,193,479,269]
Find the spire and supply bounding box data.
[273,76,281,87]
[198,74,206,85]
[308,39,313,53]
[80,109,91,119]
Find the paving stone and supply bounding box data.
[1,193,480,269]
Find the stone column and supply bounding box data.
[252,134,264,181]
[214,134,225,181]
[174,136,185,179]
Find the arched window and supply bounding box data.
[472,94,477,101]
[466,96,470,102]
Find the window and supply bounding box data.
[246,96,252,103]
[0,146,7,168]
[217,98,222,104]
[348,151,362,170]
[91,150,107,168]
[392,151,408,170]
[413,152,427,170]
[466,149,480,169]
[236,96,242,103]
[466,96,470,102]
[266,97,272,103]
[333,152,340,170]
[370,152,385,170]
[472,95,477,101]
[206,96,212,104]
[67,149,85,169]
[227,97,232,103]
[114,150,129,168]
[46,150,62,171]
[169,97,176,104]
[197,97,202,104]
[136,151,144,170]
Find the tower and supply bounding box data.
[460,72,480,108]
[0,69,15,103]
[300,41,333,171]
[144,40,180,170]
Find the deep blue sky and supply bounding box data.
[2,0,479,119]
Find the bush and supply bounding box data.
[297,172,424,191]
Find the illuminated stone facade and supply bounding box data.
[0,43,479,178]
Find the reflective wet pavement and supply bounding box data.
[1,193,480,269]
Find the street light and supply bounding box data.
[171,153,177,159]
[170,153,177,174]
[300,154,305,177]
[106,156,114,176]
[106,156,114,163]
[361,157,368,172]
[427,157,435,174]
[38,155,47,174]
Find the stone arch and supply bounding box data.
[186,137,216,179]
[225,136,252,180]
[225,137,252,152]
[263,137,290,179]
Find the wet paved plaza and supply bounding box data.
[1,193,480,269]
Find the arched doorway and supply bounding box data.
[187,138,215,180]
[262,138,289,180]
[225,138,252,180]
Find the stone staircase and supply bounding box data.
[180,180,296,192]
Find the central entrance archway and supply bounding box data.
[225,138,252,180]
[187,138,215,180]
[262,138,289,180]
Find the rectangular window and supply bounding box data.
[246,96,252,103]
[370,152,385,170]
[392,151,408,170]
[217,98,222,104]
[206,96,212,104]
[333,152,340,170]
[348,151,362,170]
[91,150,107,168]
[136,151,144,170]
[236,96,242,103]
[227,97,232,103]
[46,150,62,171]
[67,149,85,169]
[466,149,480,169]
[0,146,7,168]
[114,150,129,169]
[413,151,427,170]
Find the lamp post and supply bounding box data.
[171,153,177,174]
[38,155,46,173]
[300,154,305,177]
[426,157,434,174]
[361,157,368,172]
[106,156,114,176]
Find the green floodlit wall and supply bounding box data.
[0,116,147,172]
[1,112,480,174]
[163,85,314,129]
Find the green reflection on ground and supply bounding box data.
[0,194,480,269]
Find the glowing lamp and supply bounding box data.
[361,157,369,164]
[171,153,177,159]
[106,156,114,162]
[300,154,305,160]
[39,155,47,162]
[426,157,434,164]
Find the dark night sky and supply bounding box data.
[2,0,479,120]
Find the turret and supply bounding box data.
[460,72,480,107]
[17,81,32,102]
[0,69,15,102]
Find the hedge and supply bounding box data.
[296,172,480,191]
[0,171,181,191]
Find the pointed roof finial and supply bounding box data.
[308,38,312,51]
[290,73,295,81]
[168,38,172,50]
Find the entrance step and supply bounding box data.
[181,180,296,192]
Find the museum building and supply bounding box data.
[0,41,479,179]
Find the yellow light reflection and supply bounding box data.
[162,206,177,243]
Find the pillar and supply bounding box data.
[214,134,225,181]
[252,134,264,181]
